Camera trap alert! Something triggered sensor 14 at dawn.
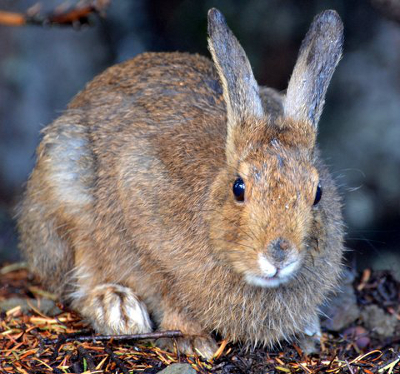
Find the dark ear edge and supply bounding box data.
[284,10,344,128]
[207,8,264,127]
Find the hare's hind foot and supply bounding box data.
[157,335,218,360]
[157,309,218,359]
[79,284,152,334]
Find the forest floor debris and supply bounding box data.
[1,264,399,373]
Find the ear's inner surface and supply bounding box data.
[284,10,344,128]
[207,8,264,129]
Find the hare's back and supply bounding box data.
[68,52,228,168]
[69,52,226,132]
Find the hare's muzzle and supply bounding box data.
[244,237,302,288]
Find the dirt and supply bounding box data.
[1,263,399,374]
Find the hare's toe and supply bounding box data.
[157,335,218,360]
[85,284,152,334]
[303,315,321,338]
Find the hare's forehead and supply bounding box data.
[238,149,316,182]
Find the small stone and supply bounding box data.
[343,326,370,349]
[0,297,32,314]
[0,297,61,316]
[321,279,360,331]
[360,305,398,338]
[157,363,196,374]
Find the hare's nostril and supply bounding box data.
[277,239,290,250]
[268,238,291,263]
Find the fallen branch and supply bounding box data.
[43,330,184,344]
[0,0,111,28]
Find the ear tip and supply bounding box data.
[208,8,224,21]
[307,9,344,54]
[314,9,344,35]
[318,9,342,21]
[207,8,227,35]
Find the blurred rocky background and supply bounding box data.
[0,0,399,276]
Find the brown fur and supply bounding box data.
[17,9,344,357]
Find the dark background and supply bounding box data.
[0,0,399,276]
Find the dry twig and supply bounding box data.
[43,330,184,344]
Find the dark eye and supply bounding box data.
[233,177,245,202]
[313,184,322,205]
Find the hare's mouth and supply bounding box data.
[244,255,300,288]
[244,273,296,288]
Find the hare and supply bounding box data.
[17,8,344,358]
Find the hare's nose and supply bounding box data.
[268,238,291,263]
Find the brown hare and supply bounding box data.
[18,8,344,358]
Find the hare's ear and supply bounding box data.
[284,10,343,128]
[208,8,264,129]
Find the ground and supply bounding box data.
[1,263,399,374]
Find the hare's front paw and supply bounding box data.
[157,335,218,360]
[299,315,322,354]
[84,284,152,334]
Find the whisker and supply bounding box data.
[346,237,386,244]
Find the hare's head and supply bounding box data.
[208,9,343,287]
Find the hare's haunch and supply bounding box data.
[18,8,344,358]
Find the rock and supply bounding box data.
[157,363,196,374]
[360,304,398,338]
[0,297,61,316]
[321,270,360,331]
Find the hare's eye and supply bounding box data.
[233,177,245,202]
[313,184,322,205]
